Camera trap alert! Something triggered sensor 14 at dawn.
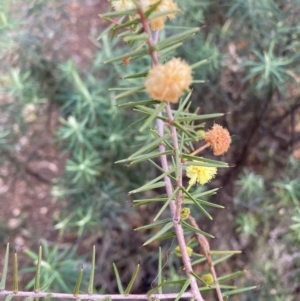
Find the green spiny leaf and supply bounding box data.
[210,250,241,255]
[129,181,166,194]
[0,243,9,290]
[129,134,170,159]
[158,247,162,294]
[113,17,140,30]
[191,56,213,70]
[104,46,148,64]
[73,267,83,296]
[155,231,176,242]
[123,33,148,42]
[115,86,145,100]
[218,270,246,283]
[34,244,42,292]
[99,9,135,18]
[13,251,18,293]
[182,154,228,167]
[174,279,190,301]
[181,187,213,220]
[138,167,175,190]
[199,284,237,292]
[181,220,214,238]
[178,113,224,122]
[193,188,220,198]
[133,197,168,206]
[122,72,149,80]
[213,254,236,265]
[173,121,195,138]
[128,116,148,128]
[153,187,179,221]
[155,28,200,50]
[134,218,171,231]
[147,279,166,297]
[158,42,183,56]
[118,100,157,108]
[144,0,162,18]
[124,264,140,295]
[113,263,124,294]
[88,245,96,294]
[184,198,224,209]
[143,222,173,246]
[139,102,166,132]
[190,271,210,287]
[222,286,257,297]
[116,150,173,165]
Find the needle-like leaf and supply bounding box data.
[34,244,42,292]
[124,264,140,295]
[73,266,83,296]
[113,263,124,294]
[0,243,9,290]
[13,251,18,293]
[88,245,96,294]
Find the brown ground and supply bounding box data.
[0,0,108,287]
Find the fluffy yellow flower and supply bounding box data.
[145,57,192,103]
[111,0,151,12]
[186,165,217,186]
[204,124,231,156]
[111,0,135,11]
[149,0,179,30]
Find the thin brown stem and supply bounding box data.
[189,216,224,301]
[0,290,193,300]
[190,143,210,156]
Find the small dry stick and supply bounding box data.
[189,215,224,301]
[190,143,210,156]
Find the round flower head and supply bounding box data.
[145,57,192,103]
[149,0,179,30]
[186,165,217,186]
[202,273,214,286]
[204,124,231,156]
[111,0,135,11]
[111,0,153,12]
[180,207,190,220]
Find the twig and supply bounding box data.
[190,143,210,156]
[189,215,224,301]
[0,290,193,300]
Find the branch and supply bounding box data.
[0,290,193,300]
[189,215,224,301]
[136,4,205,301]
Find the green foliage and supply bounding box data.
[0,0,299,300]
[22,240,89,293]
[234,157,300,300]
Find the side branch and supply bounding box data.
[189,215,224,301]
[0,290,193,300]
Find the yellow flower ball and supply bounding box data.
[180,207,190,220]
[186,165,217,186]
[202,273,214,286]
[149,0,179,30]
[111,0,136,11]
[145,57,192,103]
